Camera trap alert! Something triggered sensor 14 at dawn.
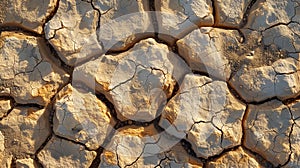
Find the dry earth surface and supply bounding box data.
[0,0,300,167]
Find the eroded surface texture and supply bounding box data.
[159,74,246,158]
[53,84,113,150]
[37,136,96,168]
[154,0,214,44]
[0,0,300,167]
[0,107,50,163]
[0,32,69,106]
[99,125,203,168]
[244,100,293,166]
[45,0,153,66]
[206,147,267,167]
[75,38,191,121]
[0,0,58,33]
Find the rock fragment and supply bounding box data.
[53,84,113,150]
[16,158,37,168]
[94,0,154,51]
[154,0,214,44]
[157,143,203,168]
[0,131,4,152]
[159,74,246,158]
[177,28,241,80]
[214,0,251,27]
[0,107,50,157]
[263,24,300,53]
[272,58,299,74]
[99,125,195,168]
[0,0,58,33]
[0,99,11,118]
[38,137,96,168]
[206,147,265,167]
[99,125,160,168]
[246,0,298,31]
[0,131,11,168]
[284,100,300,167]
[75,38,190,122]
[230,66,276,102]
[0,33,69,106]
[45,0,153,66]
[230,60,300,102]
[286,119,300,167]
[244,100,293,166]
[44,0,101,66]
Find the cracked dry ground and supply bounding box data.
[1,0,300,168]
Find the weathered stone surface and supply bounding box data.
[214,0,251,27]
[155,0,213,44]
[38,137,96,168]
[1,0,300,167]
[94,0,153,51]
[0,107,50,157]
[157,143,203,168]
[0,0,57,33]
[230,62,300,102]
[244,100,293,166]
[272,58,300,74]
[289,100,300,120]
[0,131,11,168]
[177,28,240,80]
[45,0,153,66]
[0,131,4,152]
[285,119,300,167]
[99,125,160,168]
[206,147,264,168]
[75,38,190,121]
[0,99,11,118]
[53,84,113,150]
[99,125,197,168]
[230,66,276,102]
[0,154,12,168]
[246,0,298,31]
[16,158,37,168]
[275,72,300,100]
[0,33,69,105]
[44,0,100,66]
[159,74,246,158]
[284,100,300,167]
[263,24,300,53]
[0,132,11,168]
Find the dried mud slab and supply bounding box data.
[45,0,154,66]
[206,147,267,167]
[159,74,246,158]
[230,60,300,102]
[154,0,213,44]
[37,136,96,168]
[0,107,50,164]
[53,84,113,150]
[244,100,293,166]
[245,0,299,31]
[15,158,38,168]
[284,100,300,167]
[99,125,202,168]
[0,99,12,118]
[214,0,252,27]
[0,0,58,33]
[75,38,191,121]
[263,24,300,53]
[0,33,69,106]
[177,28,242,80]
